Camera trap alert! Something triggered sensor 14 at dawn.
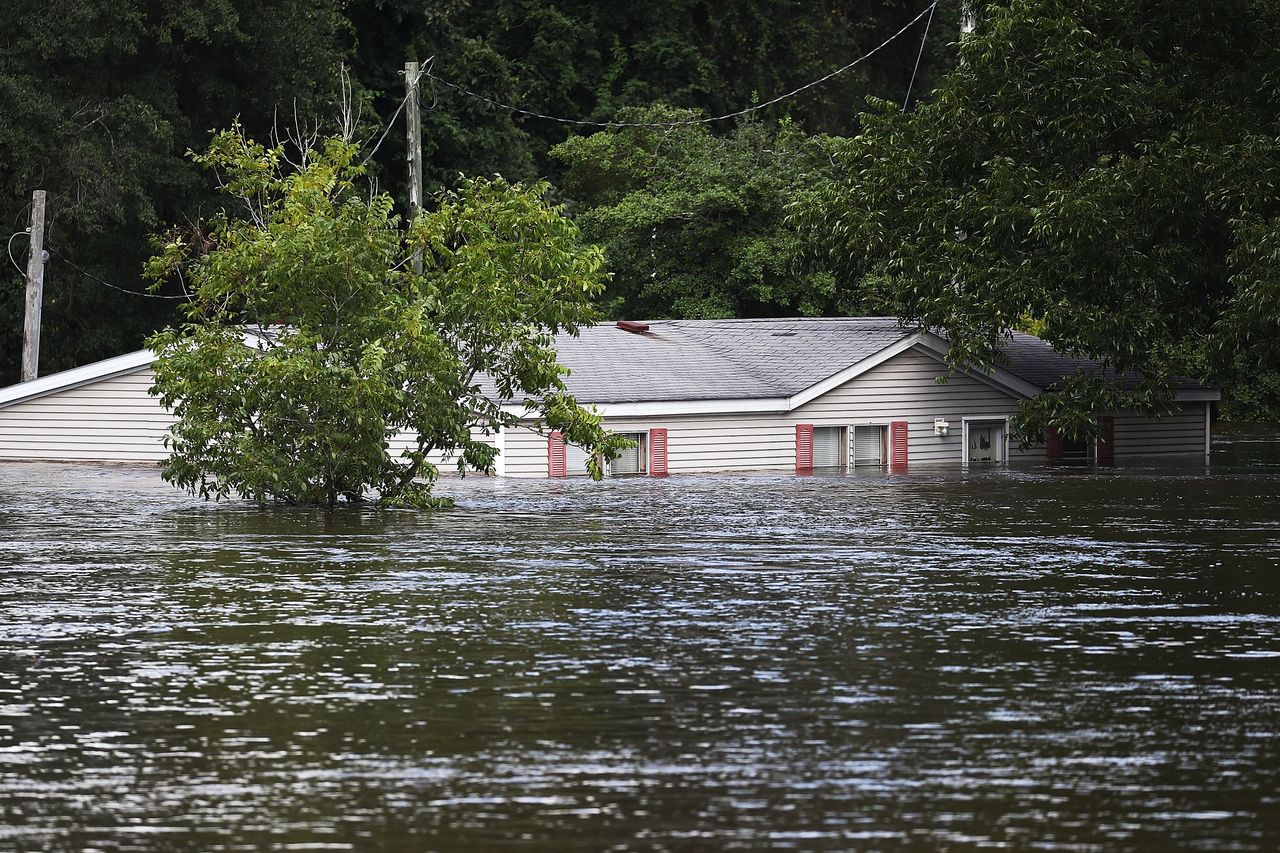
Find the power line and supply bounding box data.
[425,1,939,130]
[359,59,431,166]
[903,0,938,110]
[46,247,191,300]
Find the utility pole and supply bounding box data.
[404,60,424,275]
[21,189,47,382]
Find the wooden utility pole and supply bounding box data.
[404,60,424,275]
[21,189,47,382]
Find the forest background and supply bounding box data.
[3,0,1276,420]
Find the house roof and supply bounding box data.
[550,318,1217,407]
[548,317,911,403]
[0,317,1219,414]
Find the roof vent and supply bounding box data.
[616,320,650,334]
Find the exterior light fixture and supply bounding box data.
[934,418,951,437]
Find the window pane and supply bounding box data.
[565,443,592,476]
[853,426,884,466]
[813,426,843,469]
[611,432,646,475]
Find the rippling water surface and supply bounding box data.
[2,428,1280,851]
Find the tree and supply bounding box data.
[796,0,1280,435]
[348,0,962,192]
[0,0,350,386]
[146,127,626,507]
[552,111,846,319]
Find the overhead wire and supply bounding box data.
[7,231,28,279]
[903,0,938,110]
[46,247,192,300]
[424,1,939,129]
[359,59,432,166]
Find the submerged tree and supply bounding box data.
[147,127,626,507]
[796,0,1280,434]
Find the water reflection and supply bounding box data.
[1,427,1279,850]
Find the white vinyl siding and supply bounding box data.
[794,348,1029,466]
[0,367,173,462]
[1112,405,1207,458]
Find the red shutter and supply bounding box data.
[1045,426,1064,462]
[547,431,567,478]
[649,428,668,477]
[795,424,814,474]
[1096,416,1116,465]
[890,420,909,470]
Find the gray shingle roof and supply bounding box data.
[1002,331,1206,391]
[552,318,911,403]
[509,317,1214,405]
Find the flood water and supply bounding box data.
[2,428,1280,851]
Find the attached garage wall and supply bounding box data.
[1114,404,1208,458]
[0,367,173,462]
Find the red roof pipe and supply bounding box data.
[616,320,650,334]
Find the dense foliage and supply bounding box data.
[553,112,846,319]
[796,0,1280,432]
[350,0,961,190]
[3,1,957,385]
[0,0,350,384]
[147,128,625,506]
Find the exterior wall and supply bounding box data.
[503,351,1214,478]
[0,367,173,462]
[1113,403,1208,458]
[506,347,1027,477]
[0,366,497,470]
[791,347,1030,465]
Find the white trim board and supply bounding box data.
[0,349,156,410]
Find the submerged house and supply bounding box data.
[0,318,1216,476]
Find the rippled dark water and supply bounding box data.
[2,427,1280,851]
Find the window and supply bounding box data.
[609,432,648,475]
[852,425,887,467]
[813,426,845,471]
[565,442,594,476]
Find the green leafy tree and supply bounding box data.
[553,111,845,319]
[795,0,1280,435]
[147,127,625,507]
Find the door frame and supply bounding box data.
[961,416,1011,465]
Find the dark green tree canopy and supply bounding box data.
[0,0,349,384]
[553,111,846,319]
[796,0,1280,434]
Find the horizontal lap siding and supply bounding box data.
[614,414,794,474]
[0,368,173,462]
[1114,405,1205,457]
[504,425,554,478]
[385,430,497,471]
[794,348,1021,466]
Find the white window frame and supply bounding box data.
[847,421,892,471]
[960,416,1012,465]
[810,424,847,472]
[608,429,649,476]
